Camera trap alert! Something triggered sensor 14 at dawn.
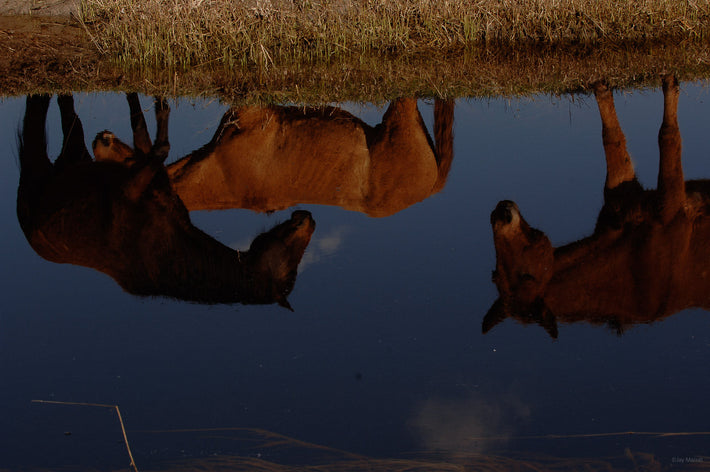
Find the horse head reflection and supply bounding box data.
[485,75,709,338]
[17,94,314,309]
[167,98,454,217]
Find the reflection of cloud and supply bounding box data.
[298,226,348,271]
[411,393,530,454]
[229,237,253,252]
[315,228,346,255]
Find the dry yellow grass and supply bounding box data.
[79,0,710,70]
[105,41,710,103]
[2,4,710,102]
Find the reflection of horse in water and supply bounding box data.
[167,98,454,217]
[17,94,314,309]
[484,75,710,338]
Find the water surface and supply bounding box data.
[1,84,709,470]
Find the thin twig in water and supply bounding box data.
[465,430,710,441]
[32,399,139,472]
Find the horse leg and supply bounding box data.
[55,94,92,171]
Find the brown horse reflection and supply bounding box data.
[17,94,314,309]
[166,98,454,217]
[484,75,709,338]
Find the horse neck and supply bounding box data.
[138,225,256,304]
[544,236,640,322]
[544,214,710,323]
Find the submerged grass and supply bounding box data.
[79,0,710,70]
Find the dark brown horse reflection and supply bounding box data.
[167,98,454,217]
[485,75,710,338]
[17,94,314,309]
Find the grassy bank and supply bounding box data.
[2,2,710,102]
[80,0,710,70]
[135,41,710,102]
[2,26,709,102]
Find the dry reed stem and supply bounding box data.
[31,399,139,472]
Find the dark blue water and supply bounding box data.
[1,85,709,470]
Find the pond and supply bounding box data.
[1,79,709,471]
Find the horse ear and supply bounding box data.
[277,296,294,312]
[482,298,508,334]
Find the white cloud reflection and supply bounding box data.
[229,237,253,252]
[298,225,349,271]
[411,392,530,454]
